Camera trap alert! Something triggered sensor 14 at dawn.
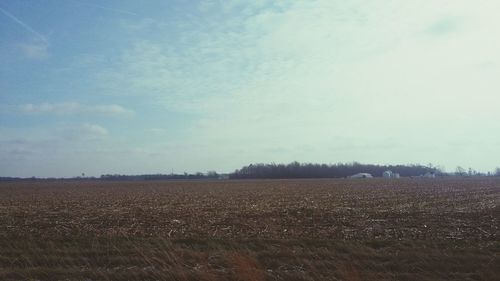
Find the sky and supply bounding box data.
[1,0,500,177]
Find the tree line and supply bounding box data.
[2,164,500,181]
[0,172,220,182]
[99,171,219,181]
[229,162,441,179]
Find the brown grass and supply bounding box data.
[226,252,265,281]
[0,178,498,280]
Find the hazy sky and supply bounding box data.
[1,0,500,177]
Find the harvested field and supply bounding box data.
[0,178,499,280]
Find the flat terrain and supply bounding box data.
[0,178,499,280]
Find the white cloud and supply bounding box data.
[119,17,158,31]
[18,42,49,60]
[145,128,167,134]
[92,104,134,116]
[81,123,108,136]
[20,102,135,117]
[0,124,111,177]
[61,123,108,142]
[21,102,80,114]
[4,0,500,176]
[86,0,500,172]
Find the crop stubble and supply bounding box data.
[0,178,499,280]
[1,178,498,240]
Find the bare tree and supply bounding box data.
[495,167,500,176]
[455,166,467,176]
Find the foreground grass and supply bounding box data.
[1,238,498,281]
[1,178,498,280]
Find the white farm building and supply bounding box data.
[350,173,373,179]
[383,170,400,178]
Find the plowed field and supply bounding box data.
[0,178,498,280]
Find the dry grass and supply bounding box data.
[0,238,497,281]
[0,178,498,280]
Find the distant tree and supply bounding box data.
[455,166,467,176]
[229,162,440,179]
[206,171,218,178]
[468,168,476,177]
[495,167,500,176]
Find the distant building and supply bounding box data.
[383,170,400,179]
[218,174,230,180]
[423,172,436,178]
[350,173,373,179]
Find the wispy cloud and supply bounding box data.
[17,42,49,60]
[60,123,109,142]
[119,18,157,31]
[0,6,48,44]
[3,0,500,176]
[425,17,460,36]
[92,104,135,116]
[145,128,168,134]
[68,0,137,16]
[80,123,108,137]
[91,0,500,172]
[20,102,135,117]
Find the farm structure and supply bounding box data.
[350,172,373,178]
[423,172,436,178]
[383,170,400,178]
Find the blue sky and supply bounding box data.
[1,0,500,177]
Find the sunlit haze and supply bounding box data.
[1,0,500,177]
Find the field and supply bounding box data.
[0,178,498,280]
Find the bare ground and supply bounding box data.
[0,178,498,280]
